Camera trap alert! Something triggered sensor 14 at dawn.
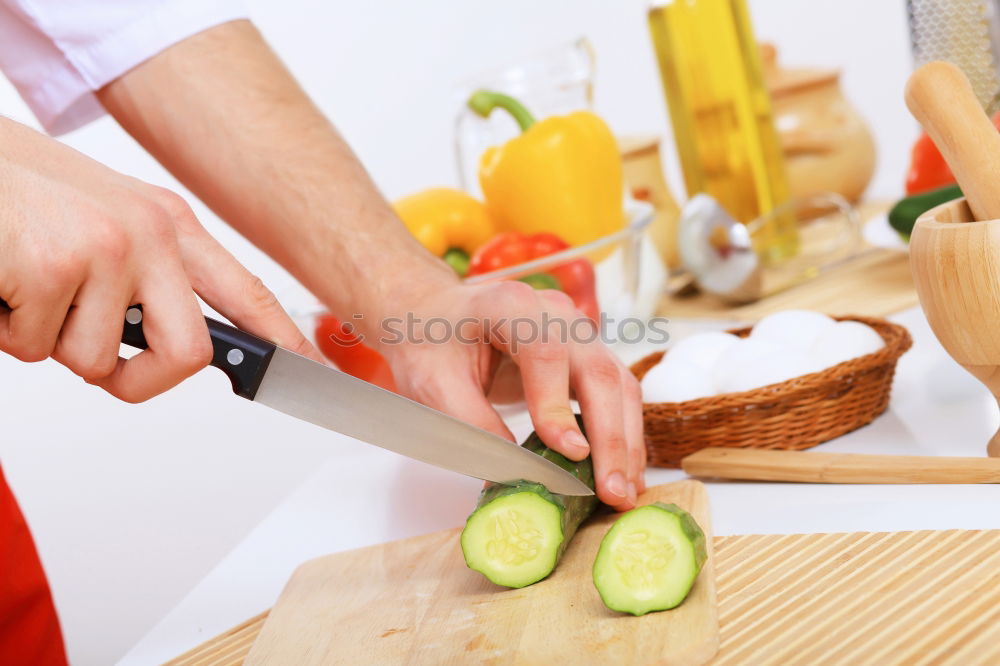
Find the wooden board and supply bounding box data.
[169,528,1000,666]
[661,248,916,321]
[243,480,716,666]
[659,200,918,321]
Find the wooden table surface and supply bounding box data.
[166,528,1000,666]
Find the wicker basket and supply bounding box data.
[630,316,912,468]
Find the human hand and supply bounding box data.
[87,21,642,495]
[375,280,645,511]
[0,118,320,402]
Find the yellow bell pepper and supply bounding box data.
[468,91,625,247]
[393,187,496,276]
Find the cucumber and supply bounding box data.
[517,272,562,291]
[592,502,707,616]
[888,184,962,241]
[461,421,598,588]
[443,248,471,276]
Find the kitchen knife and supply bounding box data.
[0,297,592,495]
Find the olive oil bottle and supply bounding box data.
[648,0,797,261]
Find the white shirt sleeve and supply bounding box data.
[0,0,249,135]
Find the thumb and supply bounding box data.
[178,225,325,364]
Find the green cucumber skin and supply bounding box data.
[594,502,708,616]
[464,417,598,586]
[652,502,708,576]
[475,419,599,562]
[888,184,962,239]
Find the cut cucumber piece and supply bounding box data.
[461,419,598,588]
[461,487,564,588]
[593,502,707,616]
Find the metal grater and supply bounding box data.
[907,0,1000,113]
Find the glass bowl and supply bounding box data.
[281,200,662,387]
[463,201,658,323]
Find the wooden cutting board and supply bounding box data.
[244,480,717,666]
[169,528,1000,666]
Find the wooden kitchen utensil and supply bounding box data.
[245,480,718,666]
[682,448,1000,483]
[907,61,1000,456]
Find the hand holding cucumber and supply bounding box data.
[380,281,646,511]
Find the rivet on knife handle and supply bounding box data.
[121,305,277,400]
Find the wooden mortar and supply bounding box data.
[907,62,1000,456]
[911,199,1000,455]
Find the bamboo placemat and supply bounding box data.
[164,529,1000,666]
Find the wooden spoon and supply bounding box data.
[682,448,1000,484]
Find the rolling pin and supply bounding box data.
[681,448,1000,484]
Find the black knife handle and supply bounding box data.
[0,299,273,399]
[121,305,276,400]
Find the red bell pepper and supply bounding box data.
[314,314,396,392]
[907,111,1000,194]
[468,232,600,323]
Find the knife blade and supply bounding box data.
[112,305,593,496]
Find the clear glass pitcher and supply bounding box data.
[453,38,595,195]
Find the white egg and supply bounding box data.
[641,356,716,403]
[717,351,822,394]
[750,310,836,350]
[811,321,885,369]
[712,337,782,391]
[666,331,740,372]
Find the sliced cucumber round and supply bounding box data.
[461,490,565,588]
[592,502,707,616]
[460,416,599,589]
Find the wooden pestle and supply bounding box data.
[907,62,1000,456]
[905,61,1000,220]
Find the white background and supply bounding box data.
[0,1,915,664]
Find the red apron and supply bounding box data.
[0,465,67,666]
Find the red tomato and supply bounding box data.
[468,231,600,323]
[906,111,1000,194]
[314,314,396,392]
[548,259,600,323]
